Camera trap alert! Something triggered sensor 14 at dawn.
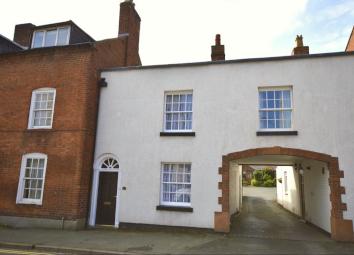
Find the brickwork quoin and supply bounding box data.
[214,146,354,242]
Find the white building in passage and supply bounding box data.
[89,36,354,242]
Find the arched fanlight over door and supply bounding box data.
[101,158,119,169]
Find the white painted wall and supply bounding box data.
[95,54,354,230]
[229,163,242,215]
[304,162,331,232]
[276,166,301,216]
[275,162,330,232]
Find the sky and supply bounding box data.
[1,0,353,65]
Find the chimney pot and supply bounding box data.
[211,34,225,61]
[292,34,309,55]
[215,34,221,46]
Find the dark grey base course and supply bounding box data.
[0,215,85,230]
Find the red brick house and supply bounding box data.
[0,0,141,229]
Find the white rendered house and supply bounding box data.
[89,37,354,242]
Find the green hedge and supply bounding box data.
[250,168,276,187]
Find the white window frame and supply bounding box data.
[16,153,48,205]
[163,90,193,133]
[160,162,192,207]
[28,88,56,129]
[31,26,71,48]
[258,86,293,131]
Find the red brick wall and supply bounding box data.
[0,46,95,220]
[346,28,354,51]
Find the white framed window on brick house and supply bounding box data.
[16,153,48,205]
[32,26,70,48]
[28,88,56,129]
[160,163,191,206]
[163,91,193,132]
[258,87,293,130]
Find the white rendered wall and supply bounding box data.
[304,162,331,232]
[96,55,354,230]
[229,163,238,215]
[276,166,301,216]
[229,164,242,215]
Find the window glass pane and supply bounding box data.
[33,31,44,48]
[26,158,32,167]
[268,100,274,108]
[185,164,191,173]
[260,120,267,129]
[173,95,179,103]
[163,193,169,201]
[259,91,266,100]
[172,103,179,111]
[57,27,69,45]
[268,111,275,120]
[268,119,275,128]
[259,111,266,120]
[35,191,41,199]
[187,94,192,102]
[283,110,291,120]
[267,91,274,100]
[259,99,267,109]
[23,189,30,198]
[179,103,186,111]
[166,95,172,103]
[44,29,57,47]
[180,94,186,102]
[275,91,281,99]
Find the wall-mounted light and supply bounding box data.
[299,164,304,175]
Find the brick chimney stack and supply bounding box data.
[118,0,141,65]
[119,0,140,38]
[292,35,309,55]
[211,34,225,61]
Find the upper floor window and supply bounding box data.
[16,153,48,205]
[164,91,193,132]
[259,87,292,130]
[28,88,56,129]
[32,27,70,48]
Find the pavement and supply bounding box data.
[1,187,354,254]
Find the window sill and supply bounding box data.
[160,132,195,137]
[16,200,42,206]
[27,127,53,130]
[256,130,298,136]
[156,205,193,212]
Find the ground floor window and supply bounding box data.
[161,163,191,206]
[16,153,47,205]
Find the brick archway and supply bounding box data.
[214,146,354,242]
